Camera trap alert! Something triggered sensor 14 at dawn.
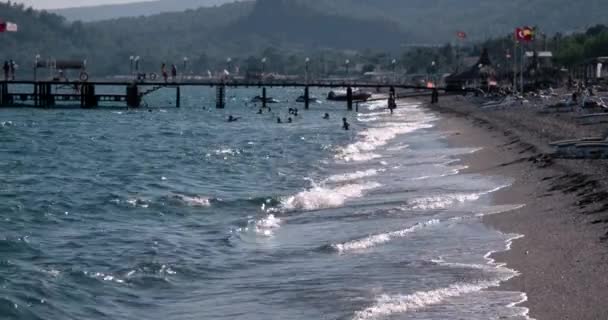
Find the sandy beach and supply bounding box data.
[429,95,608,319]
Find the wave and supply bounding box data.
[353,234,528,320]
[352,276,514,320]
[324,169,384,184]
[279,182,381,212]
[410,165,469,181]
[233,214,282,237]
[336,122,433,162]
[332,219,440,253]
[172,194,212,207]
[406,186,507,211]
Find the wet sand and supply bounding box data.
[428,96,608,320]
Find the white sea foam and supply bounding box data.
[281,182,381,211]
[236,214,282,237]
[352,276,513,320]
[254,214,281,236]
[126,198,150,208]
[325,169,384,183]
[173,194,211,207]
[333,219,440,253]
[337,111,434,162]
[215,148,240,155]
[353,233,528,320]
[410,165,469,181]
[407,186,507,211]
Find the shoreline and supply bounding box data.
[425,96,608,320]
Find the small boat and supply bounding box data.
[327,89,372,102]
[251,96,279,104]
[296,95,320,103]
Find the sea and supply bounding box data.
[0,86,531,319]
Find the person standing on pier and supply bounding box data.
[171,64,177,82]
[2,61,9,81]
[161,63,168,83]
[9,60,16,80]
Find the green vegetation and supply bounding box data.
[0,0,607,79]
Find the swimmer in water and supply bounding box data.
[257,109,263,114]
[288,117,293,123]
[323,113,330,120]
[277,117,282,124]
[228,115,240,122]
[342,117,350,131]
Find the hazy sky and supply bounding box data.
[15,0,144,9]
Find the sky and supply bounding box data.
[15,0,145,10]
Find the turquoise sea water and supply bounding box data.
[0,86,531,319]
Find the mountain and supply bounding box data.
[52,0,246,22]
[223,0,406,50]
[2,0,608,78]
[314,0,608,42]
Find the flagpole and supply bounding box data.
[520,43,525,94]
[513,38,517,93]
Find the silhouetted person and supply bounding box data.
[2,61,9,81]
[9,60,15,80]
[161,63,168,83]
[171,64,177,81]
[323,113,330,120]
[342,118,350,131]
[268,107,272,112]
[388,94,396,114]
[257,109,263,114]
[294,108,299,116]
[277,117,282,124]
[288,117,293,123]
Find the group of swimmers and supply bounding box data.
[227,108,350,130]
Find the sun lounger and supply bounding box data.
[576,113,608,125]
[575,142,608,159]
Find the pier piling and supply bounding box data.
[262,87,267,109]
[216,85,225,109]
[126,84,140,108]
[347,87,353,111]
[176,86,181,108]
[0,82,6,106]
[304,86,310,110]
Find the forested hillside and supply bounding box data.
[310,0,608,41]
[52,0,245,22]
[1,0,607,78]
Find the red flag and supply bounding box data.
[515,26,534,42]
[0,22,5,33]
[456,31,467,39]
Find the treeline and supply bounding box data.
[0,0,405,78]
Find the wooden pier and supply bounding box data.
[0,79,444,109]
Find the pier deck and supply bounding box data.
[0,79,445,109]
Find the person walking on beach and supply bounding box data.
[3,61,9,81]
[171,64,177,82]
[161,63,168,83]
[388,92,397,114]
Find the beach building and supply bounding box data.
[570,57,608,84]
[445,48,496,91]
